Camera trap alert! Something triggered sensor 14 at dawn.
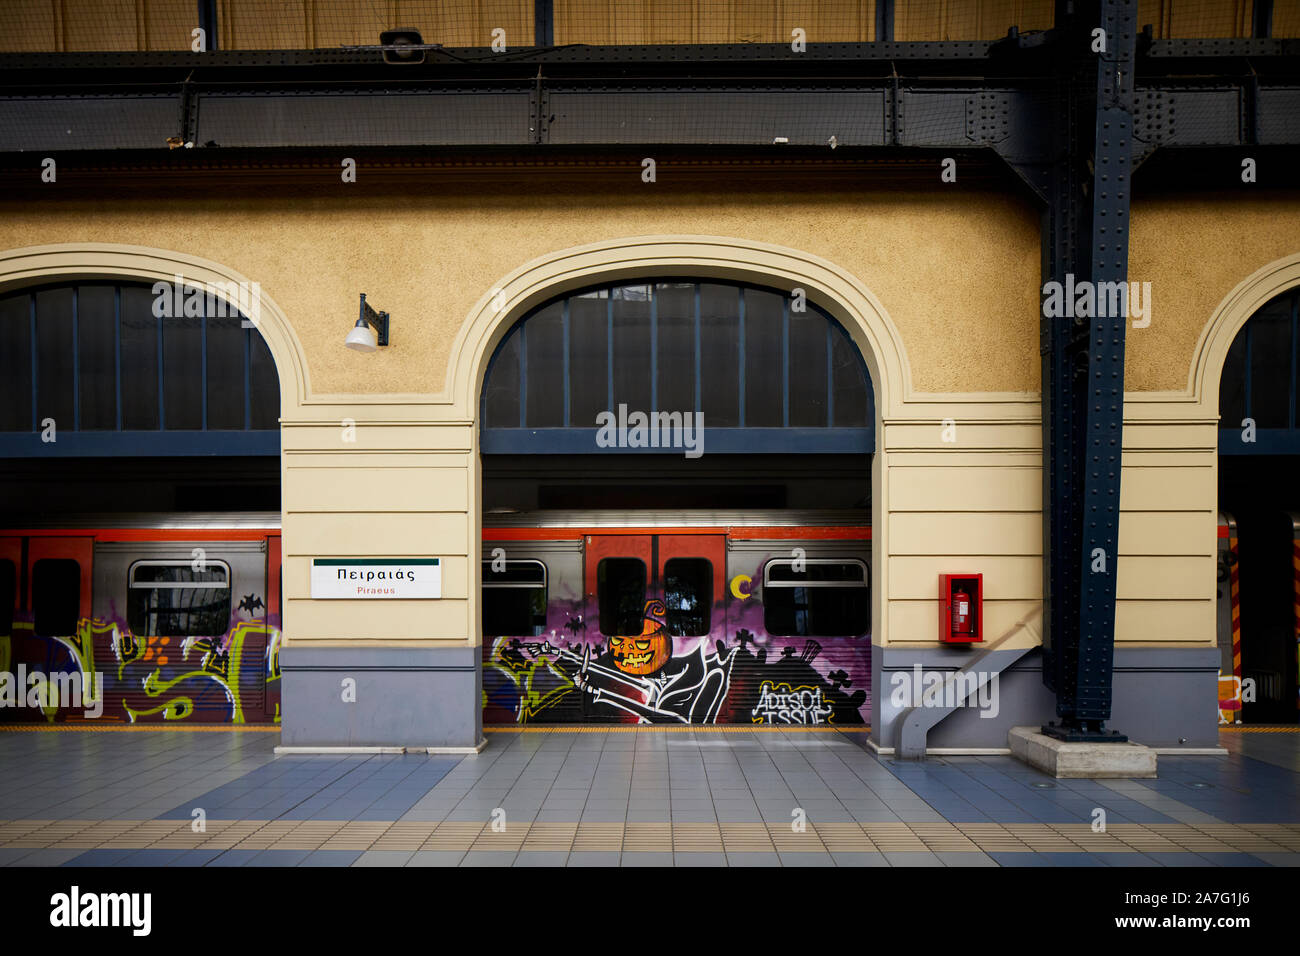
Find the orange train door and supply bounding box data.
[655,533,727,643]
[581,531,728,723]
[26,536,93,624]
[582,533,726,637]
[0,537,20,675]
[583,534,653,637]
[12,535,93,721]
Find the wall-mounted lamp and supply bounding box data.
[379,29,429,64]
[340,30,441,64]
[345,293,390,352]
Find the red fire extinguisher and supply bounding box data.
[951,587,973,639]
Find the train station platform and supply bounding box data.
[1,727,1297,868]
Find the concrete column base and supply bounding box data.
[1009,726,1158,778]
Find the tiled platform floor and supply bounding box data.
[1,726,1297,867]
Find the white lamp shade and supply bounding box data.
[345,324,378,352]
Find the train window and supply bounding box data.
[763,559,869,637]
[482,560,548,637]
[598,557,646,636]
[664,558,711,636]
[127,561,231,637]
[0,559,14,636]
[32,558,80,636]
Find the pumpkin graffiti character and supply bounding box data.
[608,600,673,675]
[571,599,736,723]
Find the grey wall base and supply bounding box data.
[870,645,1222,753]
[280,646,483,750]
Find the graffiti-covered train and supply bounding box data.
[0,514,282,724]
[482,510,871,725]
[0,509,871,726]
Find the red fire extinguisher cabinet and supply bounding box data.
[939,572,984,644]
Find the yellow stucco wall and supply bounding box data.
[1127,194,1300,393]
[3,191,1298,657]
[0,188,1042,398]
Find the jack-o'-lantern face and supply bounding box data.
[609,604,672,675]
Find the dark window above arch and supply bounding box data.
[480,279,874,454]
[0,280,279,457]
[1220,287,1300,455]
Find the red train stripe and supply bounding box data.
[3,528,273,541]
[483,526,872,541]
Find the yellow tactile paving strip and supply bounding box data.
[1219,726,1300,733]
[4,819,1299,855]
[3,723,1290,735]
[0,724,279,733]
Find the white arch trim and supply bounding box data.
[0,243,309,416]
[1190,252,1300,411]
[445,235,912,419]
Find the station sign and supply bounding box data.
[311,558,441,599]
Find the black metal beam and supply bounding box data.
[2,37,1297,166]
[534,0,554,48]
[1254,0,1274,38]
[1038,0,1136,742]
[197,0,218,52]
[875,0,895,43]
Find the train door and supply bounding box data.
[656,534,726,647]
[0,536,18,678]
[27,536,93,625]
[9,536,94,721]
[584,534,654,642]
[584,533,726,648]
[581,532,734,723]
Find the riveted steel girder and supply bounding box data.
[1037,0,1137,741]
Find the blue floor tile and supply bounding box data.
[300,851,364,867]
[62,848,138,867]
[204,850,264,867]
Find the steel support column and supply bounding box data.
[1039,0,1135,742]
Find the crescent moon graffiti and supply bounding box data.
[730,574,752,600]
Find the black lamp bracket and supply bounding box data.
[359,293,390,347]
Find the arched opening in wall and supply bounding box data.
[1217,285,1300,725]
[477,278,876,726]
[0,279,283,725]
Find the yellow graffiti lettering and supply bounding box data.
[125,696,195,722]
[486,636,576,723]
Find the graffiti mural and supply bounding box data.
[565,600,738,722]
[1,615,281,725]
[483,554,871,726]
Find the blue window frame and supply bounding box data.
[1219,288,1300,455]
[0,280,279,457]
[480,279,874,454]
